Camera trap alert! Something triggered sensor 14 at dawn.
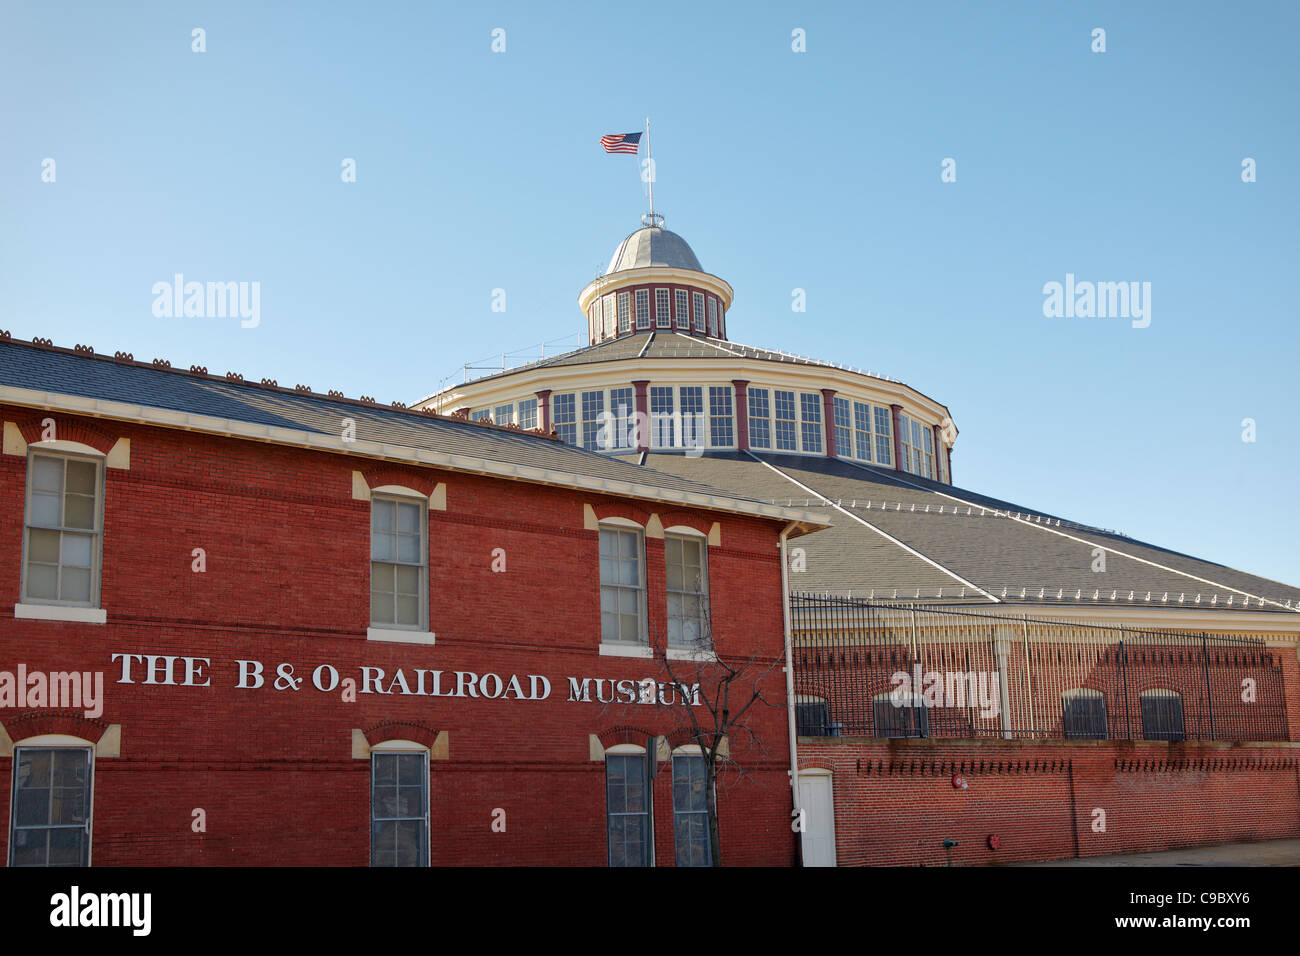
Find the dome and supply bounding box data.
[606,226,703,275]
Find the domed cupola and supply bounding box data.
[578,220,735,344]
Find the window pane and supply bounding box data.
[397,534,420,563]
[64,495,95,530]
[30,492,60,527]
[66,460,96,495]
[60,533,92,568]
[26,564,58,599]
[33,457,64,492]
[396,502,419,533]
[372,532,395,562]
[395,595,419,626]
[27,528,59,563]
[61,568,91,602]
[372,499,395,531]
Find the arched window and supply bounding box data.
[1140,689,1185,742]
[1062,689,1107,739]
[671,745,711,867]
[9,734,95,867]
[605,744,650,867]
[369,740,429,867]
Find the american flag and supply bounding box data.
[600,132,642,154]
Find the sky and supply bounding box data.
[2,1,1297,587]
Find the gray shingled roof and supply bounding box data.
[427,331,903,396]
[0,339,812,517]
[643,452,1300,612]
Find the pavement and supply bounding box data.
[1017,838,1300,866]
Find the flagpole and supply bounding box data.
[645,116,656,225]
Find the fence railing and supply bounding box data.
[790,594,1291,743]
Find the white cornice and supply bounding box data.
[424,355,954,425]
[578,267,735,313]
[0,385,831,533]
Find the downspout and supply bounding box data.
[780,521,803,866]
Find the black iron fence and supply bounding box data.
[790,594,1291,743]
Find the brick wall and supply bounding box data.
[799,737,1300,866]
[0,406,797,865]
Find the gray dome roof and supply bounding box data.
[606,227,703,275]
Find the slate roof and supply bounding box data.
[642,452,1300,614]
[0,337,824,524]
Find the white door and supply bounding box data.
[798,771,837,867]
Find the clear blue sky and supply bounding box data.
[3,2,1297,588]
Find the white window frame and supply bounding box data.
[605,743,652,867]
[598,519,647,647]
[707,296,718,337]
[692,292,706,332]
[9,740,95,867]
[369,744,430,867]
[368,490,431,642]
[655,288,671,328]
[671,745,712,867]
[665,530,710,650]
[552,392,577,445]
[21,448,105,613]
[635,288,651,329]
[517,397,538,430]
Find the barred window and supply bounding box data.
[873,692,928,738]
[581,390,605,451]
[655,288,671,328]
[665,533,708,648]
[795,695,832,736]
[23,452,103,607]
[748,387,771,449]
[9,747,92,867]
[552,393,577,445]
[1141,690,1185,742]
[774,390,797,451]
[679,386,705,452]
[517,397,537,431]
[833,397,852,458]
[1063,690,1108,740]
[675,289,690,330]
[692,292,706,332]
[873,406,893,465]
[370,495,426,629]
[852,401,873,462]
[606,751,649,867]
[708,386,734,447]
[672,753,711,867]
[370,751,428,867]
[600,524,645,644]
[635,289,651,329]
[617,292,631,334]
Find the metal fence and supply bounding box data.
[790,594,1291,743]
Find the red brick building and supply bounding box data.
[0,333,826,866]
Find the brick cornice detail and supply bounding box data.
[362,721,441,749]
[16,415,117,454]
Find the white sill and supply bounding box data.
[598,643,717,662]
[367,627,436,645]
[14,603,107,624]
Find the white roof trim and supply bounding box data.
[0,385,830,530]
